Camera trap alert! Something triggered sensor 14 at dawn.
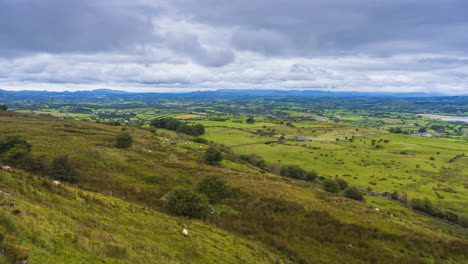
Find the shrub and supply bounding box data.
[280,165,307,180]
[167,188,209,218]
[239,154,267,170]
[305,171,318,181]
[193,124,205,135]
[344,187,364,201]
[115,132,133,149]
[0,136,31,154]
[203,147,223,165]
[323,179,340,193]
[196,175,229,204]
[49,154,81,183]
[176,124,196,135]
[335,178,348,190]
[246,117,255,124]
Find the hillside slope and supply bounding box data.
[0,111,467,263]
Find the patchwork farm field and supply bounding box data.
[196,118,468,217]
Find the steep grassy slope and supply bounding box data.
[0,111,467,263]
[0,169,282,263]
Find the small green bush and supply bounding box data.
[323,179,340,193]
[344,187,364,201]
[49,154,81,183]
[335,178,348,190]
[167,188,209,218]
[196,175,229,204]
[115,132,133,149]
[203,147,223,165]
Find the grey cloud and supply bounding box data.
[172,0,468,56]
[0,0,158,54]
[166,33,234,67]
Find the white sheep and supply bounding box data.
[53,180,61,185]
[375,208,380,211]
[1,166,11,171]
[182,229,188,236]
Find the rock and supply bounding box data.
[182,229,188,236]
[160,193,169,201]
[207,205,215,214]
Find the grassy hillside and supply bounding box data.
[0,111,467,263]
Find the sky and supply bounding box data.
[0,0,468,94]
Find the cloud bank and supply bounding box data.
[0,0,467,94]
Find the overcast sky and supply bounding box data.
[0,0,467,94]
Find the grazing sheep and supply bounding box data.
[375,208,380,211]
[1,166,11,171]
[53,181,61,186]
[182,229,188,236]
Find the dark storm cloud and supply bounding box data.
[173,0,468,56]
[0,0,157,54]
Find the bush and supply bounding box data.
[167,188,209,218]
[203,147,223,165]
[0,136,31,154]
[115,132,133,148]
[196,175,229,204]
[344,187,364,201]
[305,171,318,181]
[280,165,307,180]
[49,155,81,183]
[323,179,340,193]
[246,117,255,124]
[0,105,7,111]
[335,178,348,190]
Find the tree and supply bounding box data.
[280,165,306,180]
[305,171,318,181]
[115,132,133,149]
[176,124,196,136]
[203,147,223,165]
[344,187,364,201]
[193,124,205,136]
[49,155,80,183]
[0,105,7,111]
[323,179,340,193]
[335,178,348,190]
[388,127,402,133]
[0,136,31,154]
[167,188,209,218]
[196,175,229,203]
[246,117,255,124]
[165,118,182,131]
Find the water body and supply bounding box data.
[422,115,468,123]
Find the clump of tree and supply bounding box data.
[115,131,133,149]
[49,154,81,183]
[409,198,463,226]
[0,105,7,111]
[246,117,255,124]
[322,179,340,193]
[196,175,230,204]
[150,118,205,136]
[0,135,81,183]
[239,154,267,170]
[344,187,364,201]
[388,127,402,133]
[279,165,318,181]
[203,147,223,165]
[166,188,209,218]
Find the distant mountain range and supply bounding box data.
[0,88,465,98]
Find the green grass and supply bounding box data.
[0,111,466,263]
